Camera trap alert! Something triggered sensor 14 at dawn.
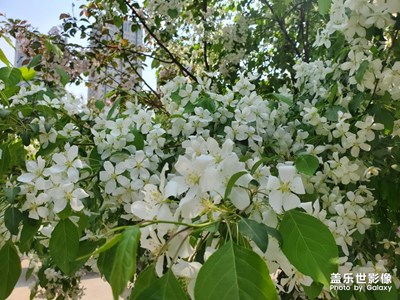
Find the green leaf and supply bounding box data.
[69,240,100,274]
[0,67,22,86]
[373,283,397,300]
[19,218,41,253]
[0,48,11,67]
[194,241,278,300]
[268,93,293,105]
[107,96,122,120]
[19,66,36,81]
[224,171,248,200]
[27,55,42,68]
[4,207,23,235]
[325,105,346,122]
[117,0,128,13]
[295,154,319,176]
[318,0,332,15]
[197,96,216,113]
[132,129,145,150]
[349,93,367,114]
[0,108,11,118]
[131,268,188,300]
[78,234,122,260]
[35,105,58,118]
[167,9,179,18]
[95,100,106,110]
[0,144,10,178]
[55,66,70,86]
[279,210,338,286]
[130,266,158,300]
[107,226,141,300]
[4,187,20,204]
[21,131,31,146]
[0,241,21,300]
[49,219,80,275]
[355,61,369,84]
[302,282,323,299]
[238,218,269,252]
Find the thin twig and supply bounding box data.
[124,0,198,82]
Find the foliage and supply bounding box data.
[1,0,400,299]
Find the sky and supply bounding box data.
[0,0,155,99]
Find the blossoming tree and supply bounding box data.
[0,0,400,299]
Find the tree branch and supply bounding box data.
[261,0,301,57]
[124,0,198,82]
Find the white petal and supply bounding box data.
[282,193,301,211]
[117,175,130,187]
[18,173,36,183]
[53,198,67,213]
[200,167,218,192]
[230,187,250,210]
[103,161,114,174]
[52,153,66,165]
[37,206,49,218]
[269,190,283,214]
[278,165,296,182]
[71,198,84,211]
[105,179,116,194]
[99,170,111,181]
[67,145,78,161]
[289,177,305,194]
[131,201,155,219]
[266,176,280,190]
[72,188,89,199]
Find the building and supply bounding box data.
[87,21,143,100]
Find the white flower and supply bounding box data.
[165,155,216,206]
[21,193,49,220]
[49,145,83,182]
[267,165,305,214]
[53,183,88,212]
[99,161,129,194]
[18,156,48,183]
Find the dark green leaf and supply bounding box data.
[238,218,269,252]
[132,129,145,150]
[4,187,20,204]
[295,154,319,176]
[224,171,248,200]
[130,266,158,300]
[302,282,323,299]
[373,283,397,300]
[167,9,179,18]
[27,55,42,68]
[197,96,216,113]
[355,61,369,84]
[268,93,293,105]
[107,96,122,120]
[0,109,11,118]
[4,207,23,235]
[325,105,346,122]
[0,241,21,300]
[19,219,41,253]
[49,219,80,275]
[55,66,70,86]
[95,100,106,110]
[131,269,188,300]
[0,144,10,178]
[280,210,338,286]
[195,241,278,300]
[108,226,141,300]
